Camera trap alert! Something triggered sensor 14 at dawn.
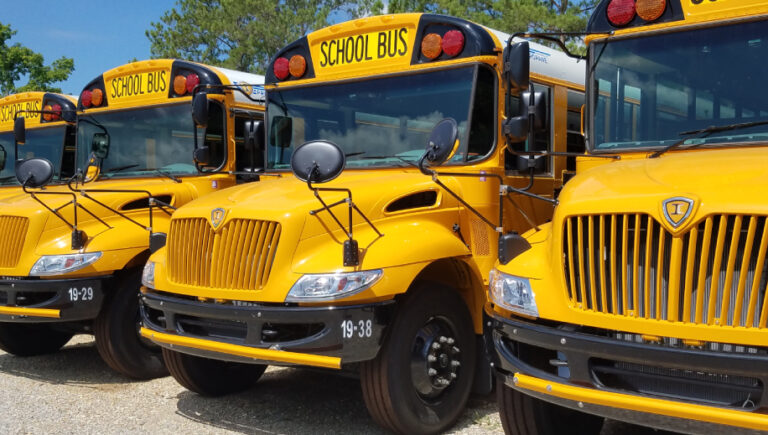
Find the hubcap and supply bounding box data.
[410,317,461,400]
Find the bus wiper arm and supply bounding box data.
[152,169,182,183]
[649,119,768,158]
[104,164,140,173]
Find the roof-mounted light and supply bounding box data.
[636,0,666,22]
[421,33,442,60]
[91,88,103,107]
[81,90,93,108]
[607,0,636,26]
[51,104,62,121]
[289,55,306,78]
[442,30,465,57]
[274,57,290,80]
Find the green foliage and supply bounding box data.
[0,23,75,96]
[147,0,352,74]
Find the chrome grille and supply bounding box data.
[167,217,281,290]
[563,214,768,327]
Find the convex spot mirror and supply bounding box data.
[192,93,209,127]
[503,91,548,143]
[193,146,210,166]
[422,118,459,166]
[92,133,110,159]
[503,41,530,95]
[84,153,101,182]
[16,158,54,188]
[13,117,26,145]
[290,140,345,183]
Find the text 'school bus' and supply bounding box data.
[139,13,585,433]
[0,59,265,380]
[488,0,768,434]
[0,92,77,193]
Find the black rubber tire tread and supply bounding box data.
[94,270,167,379]
[497,377,604,435]
[0,323,73,356]
[162,347,266,396]
[360,282,476,434]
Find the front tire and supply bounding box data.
[162,347,266,396]
[361,283,476,434]
[497,377,604,435]
[0,323,73,356]
[94,270,167,379]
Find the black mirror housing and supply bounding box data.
[503,41,530,95]
[244,120,265,151]
[503,116,529,143]
[290,140,345,183]
[514,155,546,173]
[13,117,26,145]
[192,93,209,128]
[193,146,211,166]
[498,232,531,265]
[0,146,7,171]
[422,118,459,167]
[15,158,54,188]
[149,232,167,253]
[61,110,76,123]
[92,133,110,159]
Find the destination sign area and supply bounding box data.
[314,27,413,71]
[107,70,169,102]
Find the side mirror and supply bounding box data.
[193,146,210,166]
[270,116,293,148]
[62,110,76,123]
[244,120,265,151]
[290,140,345,183]
[422,118,459,166]
[192,93,209,127]
[14,117,26,145]
[503,41,530,95]
[514,155,546,173]
[0,146,6,171]
[16,158,54,188]
[92,133,110,159]
[84,153,101,182]
[503,91,547,143]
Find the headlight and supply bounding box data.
[489,269,538,317]
[29,252,102,276]
[142,261,155,288]
[286,270,382,302]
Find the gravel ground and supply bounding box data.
[0,335,678,434]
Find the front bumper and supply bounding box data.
[140,289,395,369]
[0,277,107,322]
[485,306,768,433]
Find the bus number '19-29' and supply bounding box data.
[319,28,408,67]
[68,287,93,302]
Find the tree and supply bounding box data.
[147,0,354,74]
[0,23,75,96]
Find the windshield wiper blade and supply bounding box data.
[104,164,140,173]
[152,169,182,183]
[649,119,768,158]
[353,155,417,167]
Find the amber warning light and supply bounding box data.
[607,0,666,26]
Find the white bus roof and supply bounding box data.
[487,29,586,88]
[210,66,266,105]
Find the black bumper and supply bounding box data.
[141,289,395,366]
[486,307,768,431]
[0,276,108,322]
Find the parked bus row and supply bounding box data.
[2,1,768,433]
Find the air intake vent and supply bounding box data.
[385,191,437,213]
[122,195,172,211]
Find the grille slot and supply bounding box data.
[0,216,29,268]
[563,214,768,328]
[167,218,281,290]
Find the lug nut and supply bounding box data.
[452,346,460,353]
[432,342,441,350]
[451,360,461,367]
[428,368,437,376]
[450,373,457,379]
[447,338,455,345]
[427,355,437,362]
[439,336,448,343]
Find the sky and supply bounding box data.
[3,0,179,95]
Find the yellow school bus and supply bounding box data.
[488,0,768,433]
[0,59,265,379]
[139,13,584,433]
[0,92,77,190]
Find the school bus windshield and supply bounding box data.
[0,127,69,185]
[267,65,496,169]
[591,19,768,152]
[77,103,201,178]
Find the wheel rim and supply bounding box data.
[409,315,462,401]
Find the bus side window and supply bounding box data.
[234,113,265,175]
[505,84,552,172]
[566,90,586,172]
[204,102,226,168]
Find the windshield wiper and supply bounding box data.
[352,154,417,167]
[104,164,140,173]
[649,119,768,158]
[152,169,182,183]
